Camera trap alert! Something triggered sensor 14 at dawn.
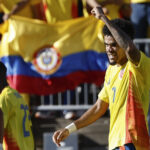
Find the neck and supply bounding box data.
[117,58,128,67]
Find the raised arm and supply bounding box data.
[0,109,4,150]
[91,6,141,65]
[3,0,30,21]
[52,99,108,147]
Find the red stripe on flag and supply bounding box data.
[7,71,105,95]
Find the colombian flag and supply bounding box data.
[0,16,108,95]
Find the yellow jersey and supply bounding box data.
[98,52,150,150]
[43,0,78,23]
[0,86,34,150]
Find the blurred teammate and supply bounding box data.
[52,6,150,150]
[0,62,34,150]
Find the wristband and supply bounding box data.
[65,123,77,134]
[0,143,3,150]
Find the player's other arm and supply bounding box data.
[91,6,141,66]
[3,0,30,21]
[74,99,108,129]
[0,108,4,150]
[52,99,108,147]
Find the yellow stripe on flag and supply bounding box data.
[0,15,105,62]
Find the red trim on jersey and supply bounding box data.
[125,71,150,149]
[3,131,20,150]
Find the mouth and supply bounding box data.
[108,53,116,60]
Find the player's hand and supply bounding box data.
[91,6,105,19]
[52,128,69,147]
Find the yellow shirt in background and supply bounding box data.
[43,0,78,23]
[98,52,150,150]
[0,86,34,150]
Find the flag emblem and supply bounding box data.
[33,46,62,75]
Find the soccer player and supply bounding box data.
[0,62,34,150]
[52,6,150,150]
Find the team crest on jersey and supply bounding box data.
[119,68,125,79]
[33,46,62,75]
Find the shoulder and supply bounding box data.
[0,86,10,99]
[129,51,150,69]
[0,87,12,108]
[128,51,150,86]
[1,87,23,104]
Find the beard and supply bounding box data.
[109,61,116,65]
[107,55,117,65]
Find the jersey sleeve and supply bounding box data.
[98,65,109,103]
[98,81,109,103]
[129,51,150,88]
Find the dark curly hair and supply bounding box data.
[102,18,135,39]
